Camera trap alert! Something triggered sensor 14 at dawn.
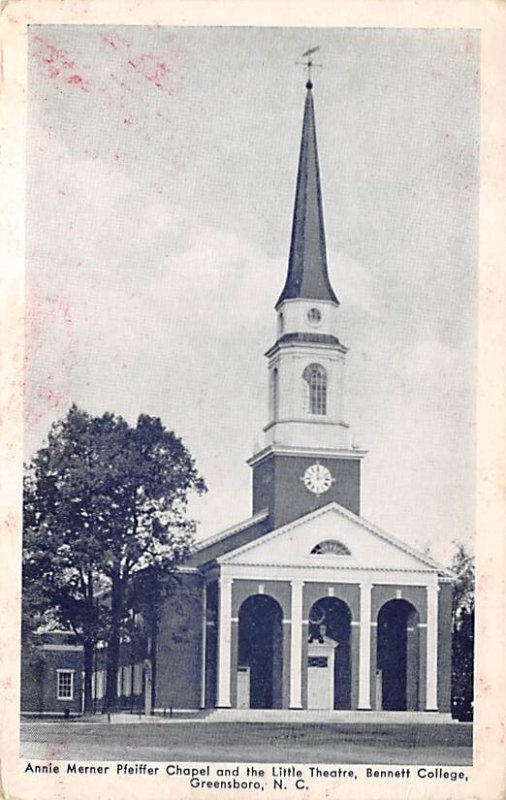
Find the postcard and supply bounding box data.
[1,2,504,799]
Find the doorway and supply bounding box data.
[237,595,283,708]
[377,599,420,710]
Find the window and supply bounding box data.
[307,307,322,326]
[278,312,284,335]
[57,670,74,700]
[272,368,279,421]
[303,363,327,415]
[310,540,351,556]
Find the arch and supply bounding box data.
[238,595,283,709]
[307,597,352,709]
[377,599,420,711]
[303,363,327,415]
[310,540,351,556]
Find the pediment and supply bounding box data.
[219,502,450,575]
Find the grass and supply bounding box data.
[20,720,473,765]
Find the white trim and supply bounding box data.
[56,669,75,701]
[215,565,441,586]
[40,644,83,652]
[276,297,340,311]
[263,418,351,434]
[247,445,366,467]
[218,501,453,576]
[34,628,77,636]
[194,510,269,552]
[225,565,436,573]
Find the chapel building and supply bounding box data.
[152,78,454,717]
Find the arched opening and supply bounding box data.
[307,597,351,709]
[238,595,283,709]
[302,363,327,415]
[377,599,420,711]
[271,367,279,421]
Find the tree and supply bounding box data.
[451,542,474,721]
[23,405,206,714]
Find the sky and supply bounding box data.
[25,26,479,563]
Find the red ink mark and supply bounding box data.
[33,35,90,92]
[123,118,133,126]
[103,35,117,50]
[126,53,175,94]
[67,74,89,92]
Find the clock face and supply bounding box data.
[302,463,334,495]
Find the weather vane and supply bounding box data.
[296,46,322,87]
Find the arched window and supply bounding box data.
[278,312,284,336]
[310,540,351,556]
[271,368,279,421]
[303,363,327,415]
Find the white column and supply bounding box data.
[426,583,439,710]
[216,576,232,708]
[358,581,372,709]
[200,584,207,709]
[289,579,304,709]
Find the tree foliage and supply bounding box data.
[23,405,206,713]
[451,542,474,721]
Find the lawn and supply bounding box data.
[20,720,473,765]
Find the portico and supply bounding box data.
[208,503,451,714]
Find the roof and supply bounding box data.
[186,509,271,567]
[265,331,347,358]
[276,85,339,309]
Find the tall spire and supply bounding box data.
[276,81,339,309]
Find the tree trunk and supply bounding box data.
[82,639,94,715]
[104,575,122,712]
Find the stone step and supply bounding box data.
[204,709,455,724]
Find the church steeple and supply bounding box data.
[276,81,338,309]
[248,75,367,530]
